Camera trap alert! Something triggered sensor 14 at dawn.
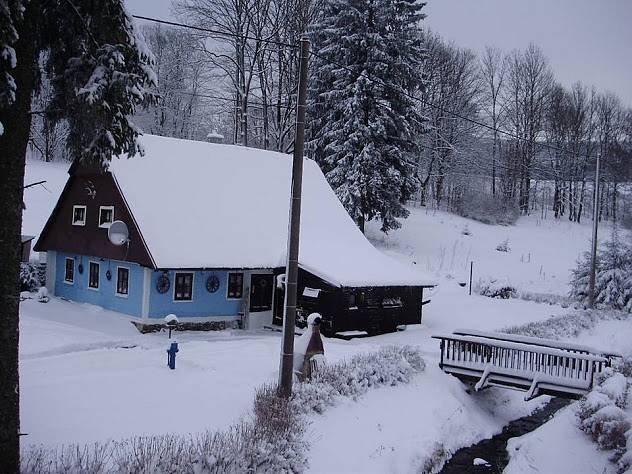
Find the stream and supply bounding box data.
[439,397,572,473]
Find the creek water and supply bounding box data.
[439,397,572,473]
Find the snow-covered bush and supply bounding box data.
[23,387,308,474]
[504,309,631,340]
[570,229,632,313]
[580,405,630,451]
[292,345,425,415]
[477,278,517,299]
[577,370,630,462]
[496,239,510,252]
[454,190,520,226]
[20,262,39,291]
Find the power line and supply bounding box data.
[132,14,297,50]
[168,89,295,112]
[134,14,601,166]
[307,48,601,163]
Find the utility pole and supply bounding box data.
[279,36,310,398]
[589,152,601,308]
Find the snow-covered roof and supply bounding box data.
[108,135,434,287]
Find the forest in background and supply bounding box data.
[28,0,632,231]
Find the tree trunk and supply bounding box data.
[0,7,38,472]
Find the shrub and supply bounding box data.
[454,191,520,226]
[577,370,630,462]
[496,239,510,252]
[292,345,425,415]
[20,262,39,291]
[477,278,517,299]
[580,405,630,451]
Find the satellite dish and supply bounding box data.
[108,220,129,246]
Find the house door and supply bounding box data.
[248,274,274,329]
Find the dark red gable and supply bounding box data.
[34,169,156,268]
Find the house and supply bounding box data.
[21,235,35,263]
[35,135,435,334]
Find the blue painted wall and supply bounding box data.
[55,252,144,316]
[148,270,244,318]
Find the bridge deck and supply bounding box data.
[432,331,618,400]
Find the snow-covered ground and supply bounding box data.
[367,204,602,296]
[18,159,630,472]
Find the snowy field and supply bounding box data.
[19,159,631,472]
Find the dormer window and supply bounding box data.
[99,206,114,228]
[72,205,86,226]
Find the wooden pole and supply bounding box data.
[469,261,473,296]
[278,36,310,398]
[589,153,601,309]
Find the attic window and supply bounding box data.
[99,206,114,228]
[72,205,86,226]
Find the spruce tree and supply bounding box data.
[0,2,156,470]
[570,226,632,311]
[308,0,427,233]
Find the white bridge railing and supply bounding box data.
[432,329,620,400]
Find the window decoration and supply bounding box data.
[89,262,100,289]
[72,205,87,226]
[174,272,194,301]
[156,274,170,294]
[117,267,129,296]
[64,258,74,283]
[99,206,114,228]
[227,272,244,299]
[206,275,220,293]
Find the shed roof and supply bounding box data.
[108,135,435,288]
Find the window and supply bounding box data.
[174,272,194,301]
[227,272,244,299]
[72,205,86,226]
[116,267,129,296]
[89,262,100,289]
[64,258,74,283]
[99,206,114,228]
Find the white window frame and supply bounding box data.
[88,261,100,290]
[98,206,115,228]
[226,272,244,300]
[115,266,130,298]
[173,272,194,302]
[72,205,87,226]
[64,257,74,284]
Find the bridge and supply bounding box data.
[432,329,620,400]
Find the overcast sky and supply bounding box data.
[126,0,632,107]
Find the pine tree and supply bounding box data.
[0,2,156,470]
[570,226,632,311]
[308,0,427,233]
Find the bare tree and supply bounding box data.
[503,44,553,213]
[478,46,506,196]
[417,33,480,207]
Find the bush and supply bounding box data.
[454,191,520,226]
[292,345,425,415]
[577,370,630,463]
[496,239,510,252]
[477,278,517,299]
[504,309,631,341]
[20,262,40,291]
